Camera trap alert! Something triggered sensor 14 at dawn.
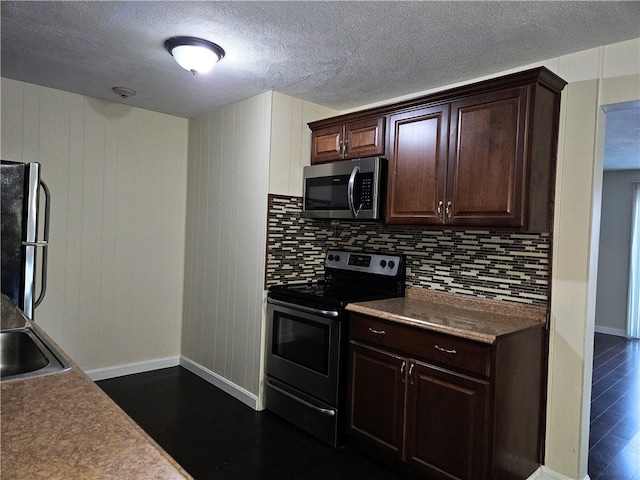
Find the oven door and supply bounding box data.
[266,297,343,406]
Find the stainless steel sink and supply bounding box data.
[1,328,71,382]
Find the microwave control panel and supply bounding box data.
[359,174,373,209]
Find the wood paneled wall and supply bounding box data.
[182,92,336,398]
[269,91,337,196]
[1,78,188,370]
[182,93,271,396]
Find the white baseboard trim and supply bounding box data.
[594,325,627,337]
[85,356,180,381]
[527,466,591,480]
[179,356,258,410]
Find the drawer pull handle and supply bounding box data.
[434,345,457,355]
[368,327,386,336]
[409,363,415,385]
[400,361,406,383]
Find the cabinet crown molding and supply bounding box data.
[308,67,567,129]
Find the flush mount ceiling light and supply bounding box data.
[164,36,225,75]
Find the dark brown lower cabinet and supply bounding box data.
[348,313,545,480]
[350,344,405,456]
[406,362,489,480]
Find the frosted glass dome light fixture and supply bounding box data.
[164,36,225,75]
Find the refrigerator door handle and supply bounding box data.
[34,179,50,308]
[21,180,50,310]
[21,179,50,312]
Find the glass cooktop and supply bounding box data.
[268,281,401,310]
[268,249,406,311]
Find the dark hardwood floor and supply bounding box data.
[97,367,407,480]
[589,333,640,480]
[97,336,640,480]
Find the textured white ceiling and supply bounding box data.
[1,1,639,168]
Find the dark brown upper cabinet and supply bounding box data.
[310,117,385,164]
[386,105,450,224]
[445,87,529,228]
[308,67,566,232]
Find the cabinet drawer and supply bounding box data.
[349,314,491,377]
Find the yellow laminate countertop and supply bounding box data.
[346,287,547,344]
[1,296,192,480]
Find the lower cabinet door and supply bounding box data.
[348,342,406,457]
[406,361,490,480]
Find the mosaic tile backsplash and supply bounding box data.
[267,195,550,306]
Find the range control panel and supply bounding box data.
[325,250,403,277]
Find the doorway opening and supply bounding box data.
[628,181,639,339]
[589,101,640,480]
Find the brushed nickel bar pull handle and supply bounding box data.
[267,297,340,318]
[437,200,444,222]
[34,179,50,309]
[446,201,452,222]
[409,363,415,385]
[368,327,385,336]
[400,361,406,383]
[434,345,457,355]
[266,379,336,416]
[22,241,49,247]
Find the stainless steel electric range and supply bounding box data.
[265,249,406,447]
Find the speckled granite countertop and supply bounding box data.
[346,287,547,344]
[1,296,192,479]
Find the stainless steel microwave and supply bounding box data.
[302,157,386,220]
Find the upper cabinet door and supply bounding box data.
[310,117,385,164]
[386,106,449,224]
[446,87,529,228]
[344,117,385,160]
[311,124,344,164]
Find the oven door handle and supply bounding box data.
[266,378,336,416]
[268,297,340,318]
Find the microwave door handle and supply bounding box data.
[347,165,360,217]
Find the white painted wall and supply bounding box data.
[595,170,640,336]
[547,41,639,480]
[1,78,188,370]
[269,91,338,196]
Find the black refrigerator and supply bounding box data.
[1,161,49,319]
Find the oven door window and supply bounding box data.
[272,312,331,375]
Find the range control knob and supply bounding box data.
[388,260,396,269]
[328,254,334,261]
[379,259,387,268]
[334,255,340,262]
